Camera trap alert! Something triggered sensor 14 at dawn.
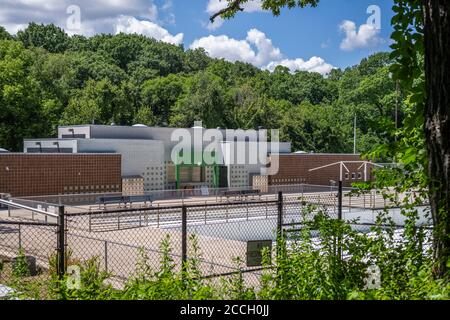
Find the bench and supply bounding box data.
[221,189,261,201]
[129,195,153,206]
[97,196,128,209]
[96,195,153,209]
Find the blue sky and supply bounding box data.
[0,0,395,72]
[173,0,394,70]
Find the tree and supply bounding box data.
[134,106,157,126]
[183,48,212,73]
[170,72,229,128]
[0,26,12,40]
[17,23,70,53]
[423,0,450,277]
[141,74,185,125]
[60,79,129,126]
[0,40,44,151]
[213,0,450,277]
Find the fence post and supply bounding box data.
[89,210,92,233]
[277,191,283,237]
[104,241,108,272]
[18,224,22,249]
[338,181,343,221]
[57,205,66,280]
[181,205,187,272]
[337,182,343,259]
[226,199,229,222]
[265,201,268,219]
[157,204,160,228]
[246,202,249,221]
[349,192,352,213]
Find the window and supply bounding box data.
[345,173,350,180]
[357,172,363,180]
[351,173,356,180]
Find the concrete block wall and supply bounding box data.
[0,154,121,197]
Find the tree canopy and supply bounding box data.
[0,23,398,157]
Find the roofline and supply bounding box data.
[273,153,362,156]
[24,138,164,143]
[57,124,270,131]
[0,153,120,156]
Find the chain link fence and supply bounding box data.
[1,184,433,296]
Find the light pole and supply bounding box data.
[353,115,357,154]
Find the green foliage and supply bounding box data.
[12,249,30,279]
[212,0,319,21]
[0,40,45,151]
[63,257,114,300]
[0,26,12,40]
[7,205,450,300]
[17,23,70,53]
[121,235,217,300]
[0,23,398,153]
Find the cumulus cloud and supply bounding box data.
[190,28,334,75]
[115,15,183,45]
[205,0,264,30]
[0,0,180,44]
[190,29,281,67]
[191,34,257,64]
[339,20,382,51]
[265,57,335,75]
[246,28,282,66]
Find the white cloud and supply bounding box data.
[190,34,257,64]
[147,3,159,22]
[339,20,382,51]
[205,17,224,31]
[266,57,335,75]
[205,0,264,30]
[246,28,282,66]
[115,15,183,44]
[0,0,177,42]
[190,28,334,75]
[190,29,281,67]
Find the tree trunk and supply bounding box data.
[423,0,450,277]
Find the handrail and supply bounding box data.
[0,199,59,218]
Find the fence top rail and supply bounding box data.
[67,199,280,217]
[0,219,58,227]
[0,199,59,218]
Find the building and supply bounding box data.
[122,176,145,196]
[254,153,372,188]
[0,153,121,197]
[14,124,374,197]
[24,124,292,192]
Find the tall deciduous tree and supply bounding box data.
[212,0,450,277]
[17,23,70,53]
[0,26,12,40]
[423,0,450,277]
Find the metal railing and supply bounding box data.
[0,199,66,280]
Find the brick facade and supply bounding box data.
[268,154,371,187]
[0,154,122,197]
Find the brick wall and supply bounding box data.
[0,154,122,197]
[268,154,371,187]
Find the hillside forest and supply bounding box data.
[0,23,400,157]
